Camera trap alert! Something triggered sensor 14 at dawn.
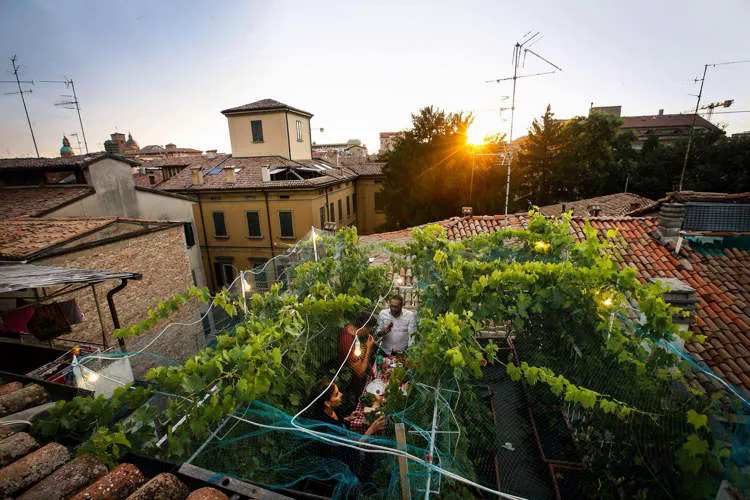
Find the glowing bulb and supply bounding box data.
[241,276,252,294]
[394,275,405,286]
[354,337,362,358]
[86,372,99,383]
[602,297,613,307]
[534,241,550,252]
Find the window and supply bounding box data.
[148,175,156,185]
[251,120,264,143]
[338,199,343,221]
[213,261,235,289]
[353,193,357,213]
[329,203,335,222]
[296,120,303,141]
[246,211,261,238]
[184,222,195,248]
[213,211,227,237]
[346,196,350,216]
[319,206,325,228]
[279,211,294,238]
[374,191,384,211]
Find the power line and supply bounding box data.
[3,56,39,158]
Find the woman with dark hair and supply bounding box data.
[303,379,386,437]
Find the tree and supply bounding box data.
[380,106,510,229]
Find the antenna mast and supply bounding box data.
[2,56,39,157]
[40,78,89,153]
[487,32,562,226]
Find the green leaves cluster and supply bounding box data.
[114,286,211,338]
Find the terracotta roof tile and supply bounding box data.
[0,186,94,219]
[0,153,139,170]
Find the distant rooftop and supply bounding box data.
[0,185,94,219]
[0,153,139,170]
[221,98,313,117]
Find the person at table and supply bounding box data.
[377,294,416,355]
[303,379,387,438]
[338,312,377,413]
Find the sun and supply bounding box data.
[465,123,486,146]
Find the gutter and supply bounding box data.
[263,190,275,259]
[106,276,142,352]
[285,112,292,159]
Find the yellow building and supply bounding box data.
[158,99,385,291]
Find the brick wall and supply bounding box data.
[38,225,204,378]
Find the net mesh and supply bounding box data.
[61,224,750,499]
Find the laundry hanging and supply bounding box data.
[1,306,35,334]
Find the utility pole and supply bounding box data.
[3,56,39,157]
[40,78,89,153]
[679,59,750,192]
[486,32,561,226]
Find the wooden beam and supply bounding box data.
[394,422,411,500]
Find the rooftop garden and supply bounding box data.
[31,214,749,498]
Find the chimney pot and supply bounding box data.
[461,206,473,216]
[191,167,203,185]
[205,149,217,159]
[658,109,664,116]
[224,166,236,183]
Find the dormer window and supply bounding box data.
[251,120,264,143]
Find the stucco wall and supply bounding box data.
[53,158,139,218]
[356,178,386,234]
[226,112,290,158]
[286,112,312,161]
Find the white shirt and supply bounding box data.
[377,308,417,355]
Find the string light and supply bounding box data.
[534,241,550,252]
[602,297,613,307]
[85,372,99,383]
[353,336,362,358]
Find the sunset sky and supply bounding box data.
[1,0,749,158]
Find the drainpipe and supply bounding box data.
[197,197,216,290]
[263,190,275,259]
[106,276,142,352]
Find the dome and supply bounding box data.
[60,136,73,157]
[125,133,139,149]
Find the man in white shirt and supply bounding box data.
[377,294,417,355]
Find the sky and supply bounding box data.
[1,0,749,158]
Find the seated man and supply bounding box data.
[377,294,416,355]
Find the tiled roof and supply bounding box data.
[0,153,139,170]
[158,155,357,191]
[133,171,163,187]
[620,113,719,131]
[135,145,202,155]
[363,214,750,394]
[221,98,313,117]
[0,217,181,261]
[348,163,385,176]
[0,386,228,499]
[629,191,750,216]
[538,193,654,218]
[0,186,94,218]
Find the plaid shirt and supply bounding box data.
[346,355,400,434]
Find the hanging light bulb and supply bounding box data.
[354,336,362,358]
[86,372,99,383]
[534,241,550,252]
[602,296,613,307]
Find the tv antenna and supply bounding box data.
[40,78,89,153]
[70,132,84,154]
[679,59,750,191]
[486,32,562,225]
[1,56,39,157]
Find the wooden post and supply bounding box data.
[394,423,411,500]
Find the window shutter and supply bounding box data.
[251,120,264,142]
[184,222,195,247]
[279,211,294,238]
[246,211,261,237]
[213,212,227,236]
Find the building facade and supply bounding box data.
[379,131,404,153]
[312,140,368,166]
[156,99,385,291]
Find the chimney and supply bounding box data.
[649,278,698,338]
[205,149,217,159]
[224,166,236,183]
[166,143,176,150]
[261,167,270,182]
[191,166,203,185]
[461,206,473,217]
[658,109,664,116]
[656,201,687,242]
[587,204,602,217]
